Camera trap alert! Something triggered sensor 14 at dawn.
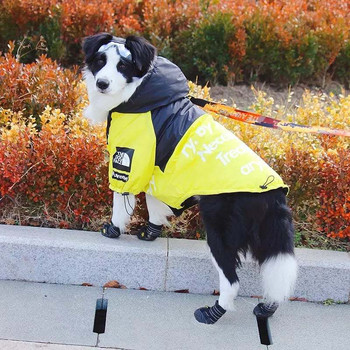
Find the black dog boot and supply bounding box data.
[137,222,162,241]
[253,302,279,318]
[101,222,121,238]
[194,300,226,325]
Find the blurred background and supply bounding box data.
[0,0,349,251]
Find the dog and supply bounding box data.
[82,33,298,325]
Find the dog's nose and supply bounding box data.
[96,79,110,90]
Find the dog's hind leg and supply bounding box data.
[254,253,297,317]
[137,194,173,241]
[194,244,241,325]
[250,190,298,317]
[194,194,246,324]
[211,253,240,311]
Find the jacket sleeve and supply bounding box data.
[107,111,156,195]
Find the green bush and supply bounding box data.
[38,15,66,62]
[0,12,18,54]
[333,42,350,88]
[172,12,237,85]
[242,13,318,84]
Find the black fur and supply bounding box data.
[125,36,157,77]
[82,33,113,65]
[82,34,156,82]
[199,188,295,285]
[87,52,107,77]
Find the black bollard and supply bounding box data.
[256,315,273,346]
[93,298,108,334]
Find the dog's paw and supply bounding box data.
[194,301,226,325]
[253,302,278,318]
[137,222,162,241]
[101,222,121,238]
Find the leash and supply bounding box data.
[189,97,350,137]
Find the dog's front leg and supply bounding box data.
[137,194,173,241]
[101,192,135,238]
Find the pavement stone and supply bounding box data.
[167,238,263,296]
[0,340,116,350]
[0,281,349,350]
[0,281,101,347]
[269,299,350,350]
[0,225,349,302]
[100,288,262,350]
[293,248,350,302]
[99,287,350,350]
[166,238,217,293]
[0,225,168,291]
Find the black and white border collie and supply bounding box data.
[82,33,298,325]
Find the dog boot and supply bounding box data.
[137,222,162,241]
[101,222,121,238]
[194,300,226,325]
[253,302,279,318]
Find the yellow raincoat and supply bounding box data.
[107,57,288,210]
[107,112,287,209]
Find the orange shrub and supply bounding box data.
[1,0,350,85]
[1,0,57,32]
[1,28,350,244]
[110,0,143,36]
[0,111,33,198]
[142,0,202,38]
[280,145,321,223]
[0,107,110,228]
[60,0,115,43]
[317,149,350,239]
[0,43,84,118]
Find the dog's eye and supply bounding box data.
[97,59,104,66]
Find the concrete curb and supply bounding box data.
[0,225,349,302]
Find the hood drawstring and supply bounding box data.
[260,175,275,190]
[123,193,134,216]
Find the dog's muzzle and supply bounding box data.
[96,78,110,91]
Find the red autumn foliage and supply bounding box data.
[60,0,115,43]
[0,108,110,227]
[316,149,350,239]
[0,42,82,118]
[1,0,57,32]
[0,3,349,245]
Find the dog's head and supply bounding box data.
[83,33,156,96]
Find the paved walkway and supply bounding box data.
[0,281,349,350]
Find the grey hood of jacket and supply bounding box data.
[112,56,190,113]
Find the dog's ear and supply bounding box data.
[125,36,157,77]
[82,33,113,63]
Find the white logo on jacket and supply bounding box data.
[114,152,131,167]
